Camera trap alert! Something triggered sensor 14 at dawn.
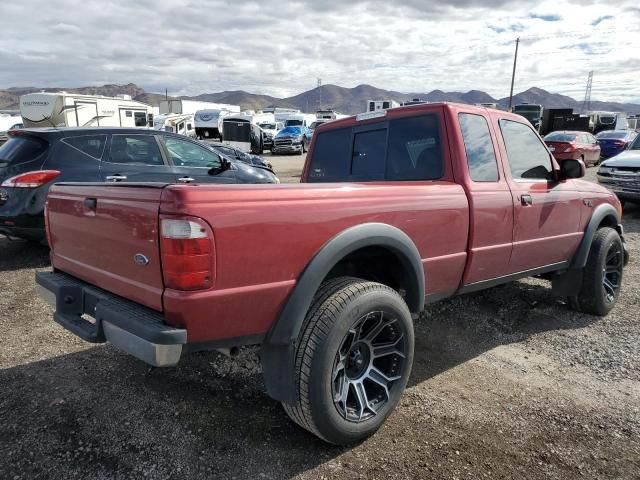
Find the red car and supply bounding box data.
[544,131,601,166]
[38,103,627,445]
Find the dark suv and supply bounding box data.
[0,127,280,242]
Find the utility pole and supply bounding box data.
[508,37,520,111]
[317,78,323,111]
[581,71,593,114]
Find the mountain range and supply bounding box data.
[2,83,639,115]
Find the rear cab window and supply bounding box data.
[0,135,49,169]
[308,114,443,182]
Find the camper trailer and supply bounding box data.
[315,109,349,121]
[194,109,233,139]
[153,113,196,138]
[366,100,400,112]
[20,92,153,128]
[159,99,240,116]
[283,113,317,128]
[222,114,265,154]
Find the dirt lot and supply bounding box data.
[0,161,638,479]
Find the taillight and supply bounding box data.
[160,216,215,291]
[564,143,576,153]
[1,170,60,188]
[613,140,626,147]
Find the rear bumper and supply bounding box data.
[36,271,186,367]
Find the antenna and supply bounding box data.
[317,78,322,111]
[581,71,593,114]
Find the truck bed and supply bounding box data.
[47,181,469,344]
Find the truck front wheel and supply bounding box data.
[569,227,624,316]
[283,277,414,445]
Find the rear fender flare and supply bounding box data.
[261,222,425,404]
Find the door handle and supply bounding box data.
[177,176,195,183]
[521,194,533,206]
[105,175,127,182]
[83,198,97,211]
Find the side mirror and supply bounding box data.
[559,158,585,180]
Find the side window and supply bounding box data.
[177,122,184,133]
[386,114,442,181]
[125,111,132,118]
[61,135,107,160]
[499,120,553,180]
[458,113,499,182]
[107,135,164,166]
[134,112,147,127]
[351,129,386,180]
[307,128,352,181]
[163,137,221,168]
[187,123,193,131]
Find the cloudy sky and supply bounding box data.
[1,0,638,102]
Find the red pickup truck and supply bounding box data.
[37,103,628,445]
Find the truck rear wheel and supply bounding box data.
[283,277,414,445]
[569,227,624,316]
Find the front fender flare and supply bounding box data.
[261,222,425,404]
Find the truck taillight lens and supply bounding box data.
[160,217,214,291]
[1,170,60,188]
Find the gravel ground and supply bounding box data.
[0,162,638,479]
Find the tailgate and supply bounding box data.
[47,183,167,311]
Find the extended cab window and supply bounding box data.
[499,120,553,181]
[107,135,164,166]
[308,114,443,182]
[458,113,499,182]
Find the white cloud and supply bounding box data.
[0,0,638,102]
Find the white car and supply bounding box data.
[597,135,640,204]
[258,121,284,150]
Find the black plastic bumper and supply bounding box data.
[36,271,187,366]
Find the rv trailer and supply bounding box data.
[153,113,196,138]
[20,92,154,128]
[159,99,240,116]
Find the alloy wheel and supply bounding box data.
[603,241,623,303]
[331,311,408,422]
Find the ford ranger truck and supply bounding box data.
[37,103,628,445]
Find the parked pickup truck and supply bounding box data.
[37,103,628,445]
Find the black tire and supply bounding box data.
[302,140,307,154]
[283,276,414,445]
[569,227,624,316]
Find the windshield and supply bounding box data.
[279,126,302,135]
[596,131,628,140]
[260,123,276,130]
[286,119,303,127]
[631,136,640,150]
[544,133,577,142]
[310,121,325,129]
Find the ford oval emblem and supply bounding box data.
[134,253,150,266]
